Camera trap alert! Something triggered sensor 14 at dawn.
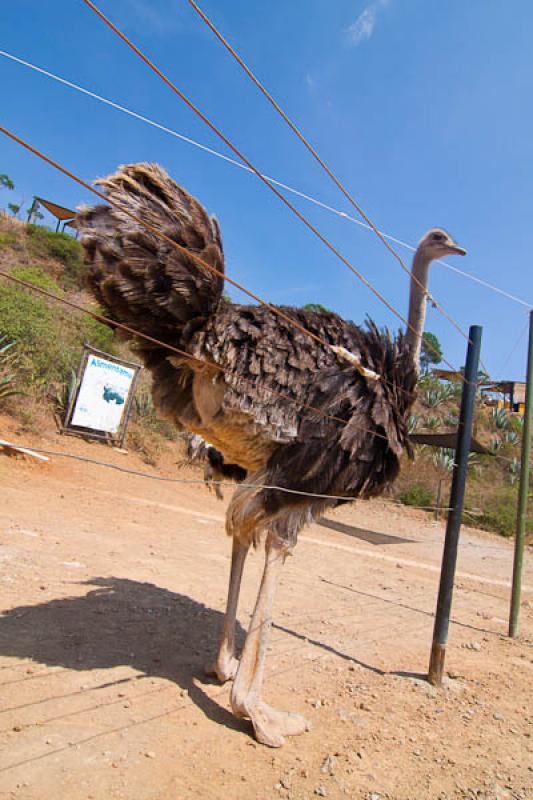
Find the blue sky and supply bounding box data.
[2,0,532,379]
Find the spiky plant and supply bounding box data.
[0,336,19,402]
[433,447,455,473]
[491,407,510,431]
[421,384,453,408]
[489,436,502,453]
[504,430,519,447]
[508,457,520,486]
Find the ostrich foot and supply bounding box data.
[204,652,239,683]
[233,698,311,747]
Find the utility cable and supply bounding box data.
[186,0,488,357]
[80,0,461,376]
[1,47,528,312]
[0,263,360,435]
[3,441,461,509]
[0,127,409,445]
[0,123,435,409]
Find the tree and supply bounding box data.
[420,331,443,372]
[7,203,21,218]
[302,303,330,313]
[0,174,14,191]
[26,198,43,224]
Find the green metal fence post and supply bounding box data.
[509,309,533,638]
[428,325,482,686]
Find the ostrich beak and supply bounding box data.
[449,244,467,256]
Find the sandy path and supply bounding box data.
[0,424,532,800]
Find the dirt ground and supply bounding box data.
[0,416,532,800]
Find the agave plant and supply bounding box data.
[421,383,454,409]
[134,386,156,419]
[491,407,510,431]
[433,447,455,473]
[508,457,521,485]
[443,413,459,428]
[489,436,502,453]
[504,430,520,447]
[0,336,19,401]
[424,415,441,431]
[49,368,78,418]
[407,413,418,434]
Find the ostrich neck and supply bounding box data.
[405,248,431,373]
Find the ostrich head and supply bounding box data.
[406,227,466,373]
[417,228,467,260]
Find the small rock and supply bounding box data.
[315,787,327,797]
[464,641,482,651]
[368,794,382,800]
[320,754,337,776]
[13,725,22,732]
[493,713,505,721]
[144,751,156,759]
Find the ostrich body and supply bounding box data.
[77,163,466,747]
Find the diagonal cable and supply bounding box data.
[185,0,487,367]
[80,0,462,377]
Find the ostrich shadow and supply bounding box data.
[0,575,396,741]
[0,576,249,735]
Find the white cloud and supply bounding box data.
[121,0,182,35]
[345,0,389,47]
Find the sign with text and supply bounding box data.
[71,354,136,434]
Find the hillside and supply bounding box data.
[0,214,529,539]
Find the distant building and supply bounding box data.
[431,368,525,414]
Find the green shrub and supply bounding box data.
[26,226,85,289]
[0,336,19,403]
[0,231,18,247]
[0,278,114,390]
[12,265,64,295]
[477,487,524,538]
[399,484,433,508]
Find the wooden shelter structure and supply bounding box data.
[432,368,525,413]
[34,196,77,235]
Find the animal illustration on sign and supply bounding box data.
[103,384,125,405]
[77,163,466,747]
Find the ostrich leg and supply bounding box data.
[230,534,311,747]
[206,537,249,682]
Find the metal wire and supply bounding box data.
[4,441,461,510]
[0,264,364,435]
[1,48,528,313]
[80,0,466,379]
[0,122,427,414]
[186,0,487,368]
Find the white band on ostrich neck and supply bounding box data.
[330,345,380,381]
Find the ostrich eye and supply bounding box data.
[432,233,445,242]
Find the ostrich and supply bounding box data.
[77,163,466,747]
